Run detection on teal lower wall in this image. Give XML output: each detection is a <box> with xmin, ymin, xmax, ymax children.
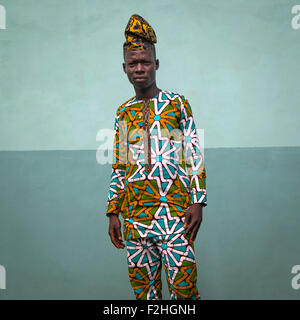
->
<box><xmin>0</xmin><ymin>147</ymin><xmax>299</xmax><ymax>300</ymax></box>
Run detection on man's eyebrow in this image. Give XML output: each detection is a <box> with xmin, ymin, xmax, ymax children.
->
<box><xmin>126</xmin><ymin>57</ymin><xmax>152</xmax><ymax>63</ymax></box>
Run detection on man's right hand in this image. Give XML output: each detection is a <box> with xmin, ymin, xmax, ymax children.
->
<box><xmin>108</xmin><ymin>214</ymin><xmax>125</xmax><ymax>249</ymax></box>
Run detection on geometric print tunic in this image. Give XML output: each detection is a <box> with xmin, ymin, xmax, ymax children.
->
<box><xmin>105</xmin><ymin>90</ymin><xmax>207</xmax><ymax>240</ymax></box>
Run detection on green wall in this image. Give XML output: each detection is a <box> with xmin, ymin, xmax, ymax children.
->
<box><xmin>0</xmin><ymin>148</ymin><xmax>299</xmax><ymax>299</ymax></box>
<box><xmin>0</xmin><ymin>0</ymin><xmax>299</xmax><ymax>299</ymax></box>
<box><xmin>0</xmin><ymin>0</ymin><xmax>299</xmax><ymax>150</ymax></box>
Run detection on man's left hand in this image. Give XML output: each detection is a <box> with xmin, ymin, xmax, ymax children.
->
<box><xmin>183</xmin><ymin>203</ymin><xmax>203</xmax><ymax>243</ymax></box>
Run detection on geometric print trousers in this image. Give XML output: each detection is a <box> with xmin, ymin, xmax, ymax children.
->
<box><xmin>126</xmin><ymin>233</ymin><xmax>200</xmax><ymax>300</ymax></box>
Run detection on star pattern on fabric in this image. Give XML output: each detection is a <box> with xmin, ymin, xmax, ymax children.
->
<box><xmin>106</xmin><ymin>90</ymin><xmax>207</xmax><ymax>240</ymax></box>
<box><xmin>127</xmin><ymin>234</ymin><xmax>200</xmax><ymax>300</ymax></box>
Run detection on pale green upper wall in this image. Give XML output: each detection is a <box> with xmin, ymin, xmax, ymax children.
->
<box><xmin>0</xmin><ymin>0</ymin><xmax>299</xmax><ymax>150</ymax></box>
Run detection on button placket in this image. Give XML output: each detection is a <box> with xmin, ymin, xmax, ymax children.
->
<box><xmin>142</xmin><ymin>99</ymin><xmax>152</xmax><ymax>174</ymax></box>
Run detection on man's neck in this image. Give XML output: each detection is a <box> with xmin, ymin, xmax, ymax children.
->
<box><xmin>134</xmin><ymin>85</ymin><xmax>160</xmax><ymax>100</ymax></box>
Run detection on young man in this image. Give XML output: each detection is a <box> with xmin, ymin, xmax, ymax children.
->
<box><xmin>105</xmin><ymin>14</ymin><xmax>207</xmax><ymax>300</ymax></box>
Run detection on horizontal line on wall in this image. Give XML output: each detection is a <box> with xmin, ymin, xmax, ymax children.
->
<box><xmin>0</xmin><ymin>146</ymin><xmax>300</xmax><ymax>152</ymax></box>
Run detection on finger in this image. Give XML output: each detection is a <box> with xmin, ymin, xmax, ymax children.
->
<box><xmin>115</xmin><ymin>240</ymin><xmax>125</xmax><ymax>249</ymax></box>
<box><xmin>116</xmin><ymin>228</ymin><xmax>125</xmax><ymax>249</ymax></box>
<box><xmin>118</xmin><ymin>242</ymin><xmax>125</xmax><ymax>249</ymax></box>
<box><xmin>117</xmin><ymin>226</ymin><xmax>123</xmax><ymax>242</ymax></box>
<box><xmin>117</xmin><ymin>234</ymin><xmax>125</xmax><ymax>248</ymax></box>
<box><xmin>115</xmin><ymin>225</ymin><xmax>125</xmax><ymax>249</ymax></box>
<box><xmin>184</xmin><ymin>221</ymin><xmax>194</xmax><ymax>234</ymax></box>
<box><xmin>110</xmin><ymin>229</ymin><xmax>122</xmax><ymax>249</ymax></box>
<box><xmin>183</xmin><ymin>225</ymin><xmax>190</xmax><ymax>237</ymax></box>
<box><xmin>184</xmin><ymin>218</ymin><xmax>199</xmax><ymax>237</ymax></box>
<box><xmin>108</xmin><ymin>224</ymin><xmax>117</xmax><ymax>246</ymax></box>
<box><xmin>184</xmin><ymin>219</ymin><xmax>195</xmax><ymax>237</ymax></box>
<box><xmin>183</xmin><ymin>212</ymin><xmax>192</xmax><ymax>228</ymax></box>
<box><xmin>190</xmin><ymin>223</ymin><xmax>200</xmax><ymax>242</ymax></box>
<box><xmin>111</xmin><ymin>234</ymin><xmax>119</xmax><ymax>248</ymax></box>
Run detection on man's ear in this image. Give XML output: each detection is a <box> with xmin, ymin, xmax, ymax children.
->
<box><xmin>155</xmin><ymin>59</ymin><xmax>159</xmax><ymax>70</ymax></box>
<box><xmin>122</xmin><ymin>62</ymin><xmax>126</xmax><ymax>74</ymax></box>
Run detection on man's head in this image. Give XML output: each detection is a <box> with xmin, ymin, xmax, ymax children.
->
<box><xmin>122</xmin><ymin>14</ymin><xmax>159</xmax><ymax>90</ymax></box>
<box><xmin>123</xmin><ymin>45</ymin><xmax>159</xmax><ymax>90</ymax></box>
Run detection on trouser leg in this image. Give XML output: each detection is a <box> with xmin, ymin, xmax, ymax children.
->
<box><xmin>158</xmin><ymin>233</ymin><xmax>201</xmax><ymax>300</ymax></box>
<box><xmin>126</xmin><ymin>237</ymin><xmax>162</xmax><ymax>300</ymax></box>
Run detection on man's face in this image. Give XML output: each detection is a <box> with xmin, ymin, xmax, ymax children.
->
<box><xmin>123</xmin><ymin>48</ymin><xmax>159</xmax><ymax>90</ymax></box>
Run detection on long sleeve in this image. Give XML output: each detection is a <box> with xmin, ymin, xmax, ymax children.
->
<box><xmin>105</xmin><ymin>111</ymin><xmax>126</xmax><ymax>217</ymax></box>
<box><xmin>179</xmin><ymin>96</ymin><xmax>207</xmax><ymax>207</ymax></box>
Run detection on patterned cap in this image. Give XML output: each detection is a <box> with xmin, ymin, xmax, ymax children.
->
<box><xmin>124</xmin><ymin>14</ymin><xmax>157</xmax><ymax>51</ymax></box>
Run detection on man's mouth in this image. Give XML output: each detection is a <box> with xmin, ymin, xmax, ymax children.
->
<box><xmin>134</xmin><ymin>77</ymin><xmax>147</xmax><ymax>82</ymax></box>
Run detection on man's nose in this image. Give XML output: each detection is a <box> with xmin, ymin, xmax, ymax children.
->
<box><xmin>136</xmin><ymin>63</ymin><xmax>144</xmax><ymax>73</ymax></box>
